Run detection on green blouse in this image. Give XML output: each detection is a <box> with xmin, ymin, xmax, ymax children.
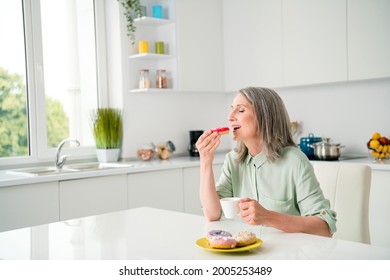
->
<box><xmin>216</xmin><ymin>146</ymin><xmax>337</xmax><ymax>234</ymax></box>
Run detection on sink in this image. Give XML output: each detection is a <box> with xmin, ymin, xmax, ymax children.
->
<box><xmin>7</xmin><ymin>162</ymin><xmax>133</xmax><ymax>177</ymax></box>
<box><xmin>7</xmin><ymin>167</ymin><xmax>79</xmax><ymax>177</ymax></box>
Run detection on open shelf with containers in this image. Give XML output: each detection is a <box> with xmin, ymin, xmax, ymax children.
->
<box><xmin>128</xmin><ymin>1</ymin><xmax>177</xmax><ymax>93</ymax></box>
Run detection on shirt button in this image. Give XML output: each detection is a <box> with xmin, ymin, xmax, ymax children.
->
<box><xmin>321</xmin><ymin>210</ymin><xmax>326</xmax><ymax>215</ymax></box>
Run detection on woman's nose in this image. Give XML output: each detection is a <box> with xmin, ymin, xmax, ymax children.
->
<box><xmin>228</xmin><ymin>111</ymin><xmax>235</xmax><ymax>121</ymax></box>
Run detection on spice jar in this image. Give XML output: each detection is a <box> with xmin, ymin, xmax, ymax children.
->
<box><xmin>137</xmin><ymin>143</ymin><xmax>155</xmax><ymax>161</ymax></box>
<box><xmin>138</xmin><ymin>40</ymin><xmax>149</xmax><ymax>54</ymax></box>
<box><xmin>155</xmin><ymin>41</ymin><xmax>165</xmax><ymax>54</ymax></box>
<box><xmin>156</xmin><ymin>140</ymin><xmax>176</xmax><ymax>160</ymax></box>
<box><xmin>139</xmin><ymin>69</ymin><xmax>150</xmax><ymax>89</ymax></box>
<box><xmin>156</xmin><ymin>69</ymin><xmax>168</xmax><ymax>89</ymax></box>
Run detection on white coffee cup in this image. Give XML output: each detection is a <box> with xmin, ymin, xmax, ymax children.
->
<box><xmin>220</xmin><ymin>197</ymin><xmax>241</xmax><ymax>219</ymax></box>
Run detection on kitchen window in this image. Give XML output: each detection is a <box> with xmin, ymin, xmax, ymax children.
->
<box><xmin>0</xmin><ymin>0</ymin><xmax>29</xmax><ymax>158</ymax></box>
<box><xmin>0</xmin><ymin>0</ymin><xmax>107</xmax><ymax>166</ymax></box>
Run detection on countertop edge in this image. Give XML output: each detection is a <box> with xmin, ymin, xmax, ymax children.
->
<box><xmin>311</xmin><ymin>158</ymin><xmax>390</xmax><ymax>171</ymax></box>
<box><xmin>1</xmin><ymin>153</ymin><xmax>389</xmax><ymax>188</ymax></box>
<box><xmin>0</xmin><ymin>153</ymin><xmax>228</xmax><ymax>188</ymax></box>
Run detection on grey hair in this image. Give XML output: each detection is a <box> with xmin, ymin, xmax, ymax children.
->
<box><xmin>234</xmin><ymin>87</ymin><xmax>296</xmax><ymax>163</ymax></box>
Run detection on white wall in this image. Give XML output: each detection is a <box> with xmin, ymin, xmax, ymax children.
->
<box><xmin>276</xmin><ymin>77</ymin><xmax>390</xmax><ymax>155</ymax></box>
<box><xmin>121</xmin><ymin>77</ymin><xmax>390</xmax><ymax>159</ymax></box>
<box><xmin>121</xmin><ymin>92</ymin><xmax>231</xmax><ymax>158</ymax></box>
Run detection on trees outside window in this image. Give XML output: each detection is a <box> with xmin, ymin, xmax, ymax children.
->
<box><xmin>0</xmin><ymin>67</ymin><xmax>69</xmax><ymax>157</ymax></box>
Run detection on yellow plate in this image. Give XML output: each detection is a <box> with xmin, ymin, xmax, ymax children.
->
<box><xmin>195</xmin><ymin>238</ymin><xmax>263</xmax><ymax>253</ymax></box>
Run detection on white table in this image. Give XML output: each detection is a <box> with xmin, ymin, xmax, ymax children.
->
<box><xmin>0</xmin><ymin>207</ymin><xmax>389</xmax><ymax>260</ymax></box>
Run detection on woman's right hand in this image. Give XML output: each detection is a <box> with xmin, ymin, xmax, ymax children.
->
<box><xmin>195</xmin><ymin>130</ymin><xmax>221</xmax><ymax>163</ymax></box>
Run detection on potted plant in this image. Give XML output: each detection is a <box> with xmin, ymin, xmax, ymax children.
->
<box><xmin>117</xmin><ymin>0</ymin><xmax>143</xmax><ymax>45</ymax></box>
<box><xmin>91</xmin><ymin>108</ymin><xmax>123</xmax><ymax>162</ymax></box>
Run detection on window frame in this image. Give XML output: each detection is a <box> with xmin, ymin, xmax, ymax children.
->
<box><xmin>0</xmin><ymin>0</ymin><xmax>108</xmax><ymax>168</ymax></box>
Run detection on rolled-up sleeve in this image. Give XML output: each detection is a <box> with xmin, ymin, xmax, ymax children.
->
<box><xmin>318</xmin><ymin>209</ymin><xmax>337</xmax><ymax>234</ymax></box>
<box><xmin>296</xmin><ymin>160</ymin><xmax>337</xmax><ymax>234</ymax></box>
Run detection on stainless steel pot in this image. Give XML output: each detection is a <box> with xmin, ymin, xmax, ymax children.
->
<box><xmin>311</xmin><ymin>139</ymin><xmax>345</xmax><ymax>161</ymax></box>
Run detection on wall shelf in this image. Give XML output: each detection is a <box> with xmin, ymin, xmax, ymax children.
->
<box><xmin>129</xmin><ymin>89</ymin><xmax>228</xmax><ymax>94</ymax></box>
<box><xmin>127</xmin><ymin>1</ymin><xmax>177</xmax><ymax>92</ymax></box>
<box><xmin>128</xmin><ymin>53</ymin><xmax>174</xmax><ymax>60</ymax></box>
<box><xmin>134</xmin><ymin>17</ymin><xmax>174</xmax><ymax>27</ymax></box>
<box><xmin>129</xmin><ymin>88</ymin><xmax>176</xmax><ymax>93</ymax></box>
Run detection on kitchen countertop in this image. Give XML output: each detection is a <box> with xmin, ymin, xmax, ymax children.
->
<box><xmin>311</xmin><ymin>157</ymin><xmax>390</xmax><ymax>171</ymax></box>
<box><xmin>0</xmin><ymin>152</ymin><xmax>228</xmax><ymax>188</ymax></box>
<box><xmin>0</xmin><ymin>207</ymin><xmax>389</xmax><ymax>260</ymax></box>
<box><xmin>0</xmin><ymin>151</ymin><xmax>389</xmax><ymax>188</ymax></box>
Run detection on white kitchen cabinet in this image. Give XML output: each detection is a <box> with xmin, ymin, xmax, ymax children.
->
<box><xmin>183</xmin><ymin>164</ymin><xmax>223</xmax><ymax>215</ymax></box>
<box><xmin>176</xmin><ymin>0</ymin><xmax>224</xmax><ymax>91</ymax></box>
<box><xmin>223</xmin><ymin>0</ymin><xmax>347</xmax><ymax>89</ymax></box>
<box><xmin>0</xmin><ymin>182</ymin><xmax>59</xmax><ymax>232</ymax></box>
<box><xmin>59</xmin><ymin>175</ymin><xmax>127</xmax><ymax>221</ymax></box>
<box><xmin>127</xmin><ymin>169</ymin><xmax>183</xmax><ymax>211</ymax></box>
<box><xmin>223</xmin><ymin>0</ymin><xmax>283</xmax><ymax>91</ymax></box>
<box><xmin>347</xmin><ymin>0</ymin><xmax>390</xmax><ymax>80</ymax></box>
<box><xmin>369</xmin><ymin>170</ymin><xmax>390</xmax><ymax>248</ymax></box>
<box><xmin>282</xmin><ymin>0</ymin><xmax>347</xmax><ymax>86</ymax></box>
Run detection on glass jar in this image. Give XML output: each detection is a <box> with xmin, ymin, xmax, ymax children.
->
<box><xmin>137</xmin><ymin>143</ymin><xmax>155</xmax><ymax>161</ymax></box>
<box><xmin>156</xmin><ymin>69</ymin><xmax>168</xmax><ymax>89</ymax></box>
<box><xmin>139</xmin><ymin>69</ymin><xmax>150</xmax><ymax>89</ymax></box>
<box><xmin>156</xmin><ymin>140</ymin><xmax>175</xmax><ymax>160</ymax></box>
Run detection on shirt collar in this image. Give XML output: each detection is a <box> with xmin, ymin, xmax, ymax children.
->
<box><xmin>245</xmin><ymin>151</ymin><xmax>268</xmax><ymax>168</ymax></box>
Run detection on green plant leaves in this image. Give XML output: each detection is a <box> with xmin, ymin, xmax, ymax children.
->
<box><xmin>91</xmin><ymin>108</ymin><xmax>123</xmax><ymax>149</ymax></box>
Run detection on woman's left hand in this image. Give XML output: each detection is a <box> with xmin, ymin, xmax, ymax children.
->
<box><xmin>239</xmin><ymin>198</ymin><xmax>270</xmax><ymax>225</ymax></box>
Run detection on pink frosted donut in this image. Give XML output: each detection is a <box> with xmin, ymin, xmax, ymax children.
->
<box><xmin>207</xmin><ymin>230</ymin><xmax>237</xmax><ymax>249</ymax></box>
<box><xmin>211</xmin><ymin>127</ymin><xmax>230</xmax><ymax>135</ymax></box>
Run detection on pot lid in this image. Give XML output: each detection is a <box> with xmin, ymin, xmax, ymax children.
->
<box><xmin>300</xmin><ymin>133</ymin><xmax>322</xmax><ymax>142</ymax></box>
<box><xmin>312</xmin><ymin>141</ymin><xmax>342</xmax><ymax>147</ymax></box>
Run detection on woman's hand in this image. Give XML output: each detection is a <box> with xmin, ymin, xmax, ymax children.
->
<box><xmin>195</xmin><ymin>130</ymin><xmax>221</xmax><ymax>163</ymax></box>
<box><xmin>239</xmin><ymin>198</ymin><xmax>270</xmax><ymax>225</ymax></box>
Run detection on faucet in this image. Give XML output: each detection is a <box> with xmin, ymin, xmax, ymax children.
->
<box><xmin>55</xmin><ymin>138</ymin><xmax>80</xmax><ymax>169</ymax></box>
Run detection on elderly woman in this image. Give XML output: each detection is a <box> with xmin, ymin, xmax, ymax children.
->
<box><xmin>196</xmin><ymin>87</ymin><xmax>336</xmax><ymax>237</ymax></box>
